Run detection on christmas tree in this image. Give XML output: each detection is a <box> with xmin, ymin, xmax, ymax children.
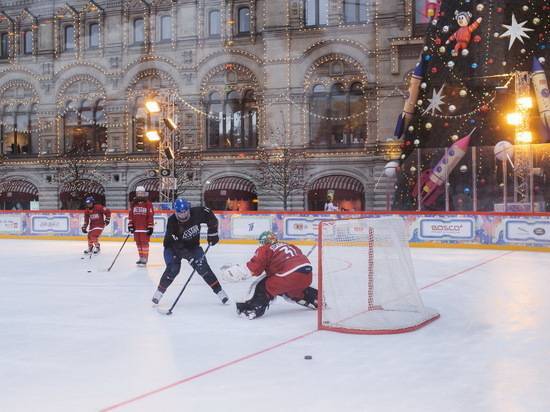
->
<box><xmin>392</xmin><ymin>0</ymin><xmax>549</xmax><ymax>211</ymax></box>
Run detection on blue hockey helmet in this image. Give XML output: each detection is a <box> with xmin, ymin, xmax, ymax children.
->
<box><xmin>84</xmin><ymin>196</ymin><xmax>95</xmax><ymax>205</ymax></box>
<box><xmin>173</xmin><ymin>198</ymin><xmax>190</xmax><ymax>212</ymax></box>
<box><xmin>173</xmin><ymin>198</ymin><xmax>191</xmax><ymax>222</ymax></box>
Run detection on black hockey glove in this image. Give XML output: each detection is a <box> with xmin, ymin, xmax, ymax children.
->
<box><xmin>128</xmin><ymin>224</ymin><xmax>135</xmax><ymax>233</ymax></box>
<box><xmin>81</xmin><ymin>226</ymin><xmax>87</xmax><ymax>234</ymax></box>
<box><xmin>207</xmin><ymin>232</ymin><xmax>219</xmax><ymax>246</ymax></box>
<box><xmin>147</xmin><ymin>227</ymin><xmax>154</xmax><ymax>236</ymax></box>
<box><xmin>105</xmin><ymin>217</ymin><xmax>110</xmax><ymax>226</ymax></box>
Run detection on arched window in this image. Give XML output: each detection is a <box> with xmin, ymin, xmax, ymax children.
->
<box><xmin>207</xmin><ymin>92</ymin><xmax>222</xmax><ymax>148</ymax></box>
<box><xmin>64</xmin><ymin>25</ymin><xmax>75</xmax><ymax>50</ymax></box>
<box><xmin>209</xmin><ymin>10</ymin><xmax>220</xmax><ymax>36</ymax></box>
<box><xmin>1</xmin><ymin>105</ymin><xmax>31</xmax><ymax>155</ymax></box>
<box><xmin>348</xmin><ymin>83</ymin><xmax>366</xmax><ymax>144</ymax></box>
<box><xmin>309</xmin><ymin>84</ymin><xmax>329</xmax><ymax>146</ymax></box>
<box><xmin>206</xmin><ymin>90</ymin><xmax>258</xmax><ymax>150</ymax></box>
<box><xmin>23</xmin><ymin>30</ymin><xmax>33</xmax><ymax>54</ymax></box>
<box><xmin>238</xmin><ymin>7</ymin><xmax>250</xmax><ymax>34</ymax></box>
<box><xmin>0</xmin><ymin>33</ymin><xmax>8</xmax><ymax>58</ymax></box>
<box><xmin>160</xmin><ymin>15</ymin><xmax>171</xmax><ymax>41</ymax></box>
<box><xmin>305</xmin><ymin>0</ymin><xmax>328</xmax><ymax>27</ymax></box>
<box><xmin>243</xmin><ymin>90</ymin><xmax>257</xmax><ymax>148</ymax></box>
<box><xmin>133</xmin><ymin>18</ymin><xmax>144</xmax><ymax>43</ymax></box>
<box><xmin>63</xmin><ymin>99</ymin><xmax>106</xmax><ymax>154</ymax></box>
<box><xmin>309</xmin><ymin>82</ymin><xmax>366</xmax><ymax>147</ymax></box>
<box><xmin>89</xmin><ymin>23</ymin><xmax>99</xmax><ymax>48</ymax></box>
<box><xmin>330</xmin><ymin>84</ymin><xmax>346</xmax><ymax>145</ymax></box>
<box><xmin>0</xmin><ymin>84</ymin><xmax>38</xmax><ymax>157</ymax></box>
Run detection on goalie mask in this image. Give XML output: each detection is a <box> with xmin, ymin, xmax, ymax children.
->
<box><xmin>258</xmin><ymin>231</ymin><xmax>277</xmax><ymax>245</ymax></box>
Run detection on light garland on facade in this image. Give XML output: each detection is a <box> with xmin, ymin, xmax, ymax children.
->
<box><xmin>0</xmin><ymin>0</ymin><xmax>470</xmax><ymax>165</ymax></box>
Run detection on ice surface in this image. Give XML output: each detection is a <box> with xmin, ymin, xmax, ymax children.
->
<box><xmin>1</xmin><ymin>239</ymin><xmax>549</xmax><ymax>412</ymax></box>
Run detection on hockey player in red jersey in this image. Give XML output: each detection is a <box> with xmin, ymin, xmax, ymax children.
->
<box><xmin>128</xmin><ymin>186</ymin><xmax>155</xmax><ymax>266</ymax></box>
<box><xmin>222</xmin><ymin>231</ymin><xmax>318</xmax><ymax>319</ymax></box>
<box><xmin>81</xmin><ymin>196</ymin><xmax>111</xmax><ymax>254</ymax></box>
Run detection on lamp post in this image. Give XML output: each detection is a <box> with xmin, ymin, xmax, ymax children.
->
<box><xmin>145</xmin><ymin>95</ymin><xmax>177</xmax><ymax>205</ymax></box>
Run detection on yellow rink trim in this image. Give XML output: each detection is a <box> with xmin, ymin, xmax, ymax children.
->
<box><xmin>0</xmin><ymin>234</ymin><xmax>548</xmax><ymax>252</ymax></box>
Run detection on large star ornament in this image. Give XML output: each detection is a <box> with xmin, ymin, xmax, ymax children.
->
<box><xmin>500</xmin><ymin>13</ymin><xmax>534</xmax><ymax>50</ymax></box>
<box><xmin>422</xmin><ymin>84</ymin><xmax>446</xmax><ymax>116</ymax></box>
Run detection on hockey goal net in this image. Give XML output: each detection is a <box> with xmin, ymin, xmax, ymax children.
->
<box><xmin>318</xmin><ymin>216</ymin><xmax>439</xmax><ymax>334</ymax></box>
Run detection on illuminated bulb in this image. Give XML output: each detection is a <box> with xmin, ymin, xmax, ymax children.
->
<box><xmin>506</xmin><ymin>112</ymin><xmax>524</xmax><ymax>126</ymax></box>
<box><xmin>517</xmin><ymin>96</ymin><xmax>533</xmax><ymax>110</ymax></box>
<box><xmin>145</xmin><ymin>130</ymin><xmax>161</xmax><ymax>141</ymax></box>
<box><xmin>451</xmin><ymin>134</ymin><xmax>459</xmax><ymax>141</ymax></box>
<box><xmin>516</xmin><ymin>131</ymin><xmax>532</xmax><ymax>143</ymax></box>
<box><xmin>145</xmin><ymin>100</ymin><xmax>161</xmax><ymax>113</ymax></box>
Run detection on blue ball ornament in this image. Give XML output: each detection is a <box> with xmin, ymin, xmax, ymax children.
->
<box><xmin>464</xmin><ymin>187</ymin><xmax>471</xmax><ymax>195</ymax></box>
<box><xmin>469</xmin><ymin>118</ymin><xmax>476</xmax><ymax>125</ymax></box>
<box><xmin>424</xmin><ymin>54</ymin><xmax>432</xmax><ymax>61</ymax></box>
<box><xmin>471</xmin><ymin>63</ymin><xmax>478</xmax><ymax>69</ymax></box>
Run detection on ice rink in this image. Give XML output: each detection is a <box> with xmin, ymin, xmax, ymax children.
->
<box><xmin>1</xmin><ymin>238</ymin><xmax>550</xmax><ymax>412</ymax></box>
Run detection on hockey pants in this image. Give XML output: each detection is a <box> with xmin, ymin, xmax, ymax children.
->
<box><xmin>133</xmin><ymin>231</ymin><xmax>151</xmax><ymax>260</ymax></box>
<box><xmin>87</xmin><ymin>228</ymin><xmax>103</xmax><ymax>249</ymax></box>
<box><xmin>158</xmin><ymin>246</ymin><xmax>222</xmax><ymax>294</ymax></box>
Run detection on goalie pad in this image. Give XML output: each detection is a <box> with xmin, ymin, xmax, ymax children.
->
<box><xmin>220</xmin><ymin>264</ymin><xmax>251</xmax><ymax>282</ymax></box>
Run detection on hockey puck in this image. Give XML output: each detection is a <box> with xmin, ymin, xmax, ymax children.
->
<box><xmin>304</xmin><ymin>355</ymin><xmax>312</xmax><ymax>360</ymax></box>
<box><xmin>87</xmin><ymin>270</ymin><xmax>92</xmax><ymax>273</ymax></box>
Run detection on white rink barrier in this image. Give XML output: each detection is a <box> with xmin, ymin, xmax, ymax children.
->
<box><xmin>0</xmin><ymin>210</ymin><xmax>549</xmax><ymax>250</ymax></box>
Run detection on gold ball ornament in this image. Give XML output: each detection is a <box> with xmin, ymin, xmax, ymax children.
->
<box><xmin>476</xmin><ymin>4</ymin><xmax>485</xmax><ymax>12</ymax></box>
<box><xmin>451</xmin><ymin>134</ymin><xmax>459</xmax><ymax>141</ymax></box>
<box><xmin>459</xmin><ymin>89</ymin><xmax>467</xmax><ymax>97</ymax></box>
<box><xmin>533</xmin><ymin>17</ymin><xmax>540</xmax><ymax>25</ymax></box>
<box><xmin>449</xmin><ymin>105</ymin><xmax>456</xmax><ymax>113</ymax></box>
<box><xmin>413</xmin><ymin>139</ymin><xmax>420</xmax><ymax>146</ymax></box>
<box><xmin>410</xmin><ymin>166</ymin><xmax>417</xmax><ymax>173</ymax></box>
<box><xmin>408</xmin><ymin>125</ymin><xmax>415</xmax><ymax>132</ymax></box>
<box><xmin>425</xmin><ymin>122</ymin><xmax>432</xmax><ymax>130</ymax></box>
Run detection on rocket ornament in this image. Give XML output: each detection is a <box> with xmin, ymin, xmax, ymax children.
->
<box><xmin>532</xmin><ymin>57</ymin><xmax>550</xmax><ymax>132</ymax></box>
<box><xmin>393</xmin><ymin>58</ymin><xmax>426</xmax><ymax>139</ymax></box>
<box><xmin>412</xmin><ymin>129</ymin><xmax>475</xmax><ymax>207</ymax></box>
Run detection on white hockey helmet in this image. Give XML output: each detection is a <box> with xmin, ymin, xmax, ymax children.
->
<box><xmin>136</xmin><ymin>185</ymin><xmax>148</xmax><ymax>197</ymax></box>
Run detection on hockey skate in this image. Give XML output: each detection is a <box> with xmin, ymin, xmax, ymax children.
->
<box><xmin>152</xmin><ymin>290</ymin><xmax>163</xmax><ymax>305</ymax></box>
<box><xmin>217</xmin><ymin>290</ymin><xmax>229</xmax><ymax>304</ymax></box>
<box><xmin>93</xmin><ymin>245</ymin><xmax>101</xmax><ymax>255</ymax></box>
<box><xmin>136</xmin><ymin>257</ymin><xmax>147</xmax><ymax>267</ymax></box>
<box><xmin>83</xmin><ymin>246</ymin><xmax>93</xmax><ymax>254</ymax></box>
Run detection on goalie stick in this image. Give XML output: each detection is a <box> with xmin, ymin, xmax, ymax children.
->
<box><xmin>160</xmin><ymin>245</ymin><xmax>211</xmax><ymax>316</ymax></box>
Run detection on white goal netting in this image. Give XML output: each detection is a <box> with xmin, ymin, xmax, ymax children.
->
<box><xmin>319</xmin><ymin>216</ymin><xmax>439</xmax><ymax>334</ymax></box>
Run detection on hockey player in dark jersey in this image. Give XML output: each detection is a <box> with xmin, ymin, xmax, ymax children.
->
<box><xmin>151</xmin><ymin>198</ymin><xmax>229</xmax><ymax>305</ymax></box>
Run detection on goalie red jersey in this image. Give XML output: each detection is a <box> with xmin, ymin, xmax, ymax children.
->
<box><xmin>246</xmin><ymin>242</ymin><xmax>311</xmax><ymax>278</ymax></box>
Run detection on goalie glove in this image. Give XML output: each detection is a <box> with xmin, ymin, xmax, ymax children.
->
<box><xmin>220</xmin><ymin>264</ymin><xmax>252</xmax><ymax>282</ymax></box>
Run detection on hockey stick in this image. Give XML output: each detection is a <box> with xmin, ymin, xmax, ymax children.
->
<box><xmin>164</xmin><ymin>245</ymin><xmax>211</xmax><ymax>316</ymax></box>
<box><xmin>107</xmin><ymin>234</ymin><xmax>131</xmax><ymax>272</ymax></box>
<box><xmin>244</xmin><ymin>242</ymin><xmax>317</xmax><ymax>300</ymax></box>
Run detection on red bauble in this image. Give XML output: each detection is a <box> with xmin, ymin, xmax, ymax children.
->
<box><xmin>435</xmin><ymin>38</ymin><xmax>442</xmax><ymax>45</ymax></box>
<box><xmin>480</xmin><ymin>105</ymin><xmax>489</xmax><ymax>113</ymax></box>
<box><xmin>487</xmin><ymin>58</ymin><xmax>494</xmax><ymax>64</ymax></box>
<box><xmin>431</xmin><ymin>67</ymin><xmax>438</xmax><ymax>74</ymax></box>
<box><xmin>496</xmin><ymin>7</ymin><xmax>503</xmax><ymax>12</ymax></box>
<box><xmin>473</xmin><ymin>35</ymin><xmax>481</xmax><ymax>43</ymax></box>
<box><xmin>444</xmin><ymin>122</ymin><xmax>449</xmax><ymax>127</ymax></box>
